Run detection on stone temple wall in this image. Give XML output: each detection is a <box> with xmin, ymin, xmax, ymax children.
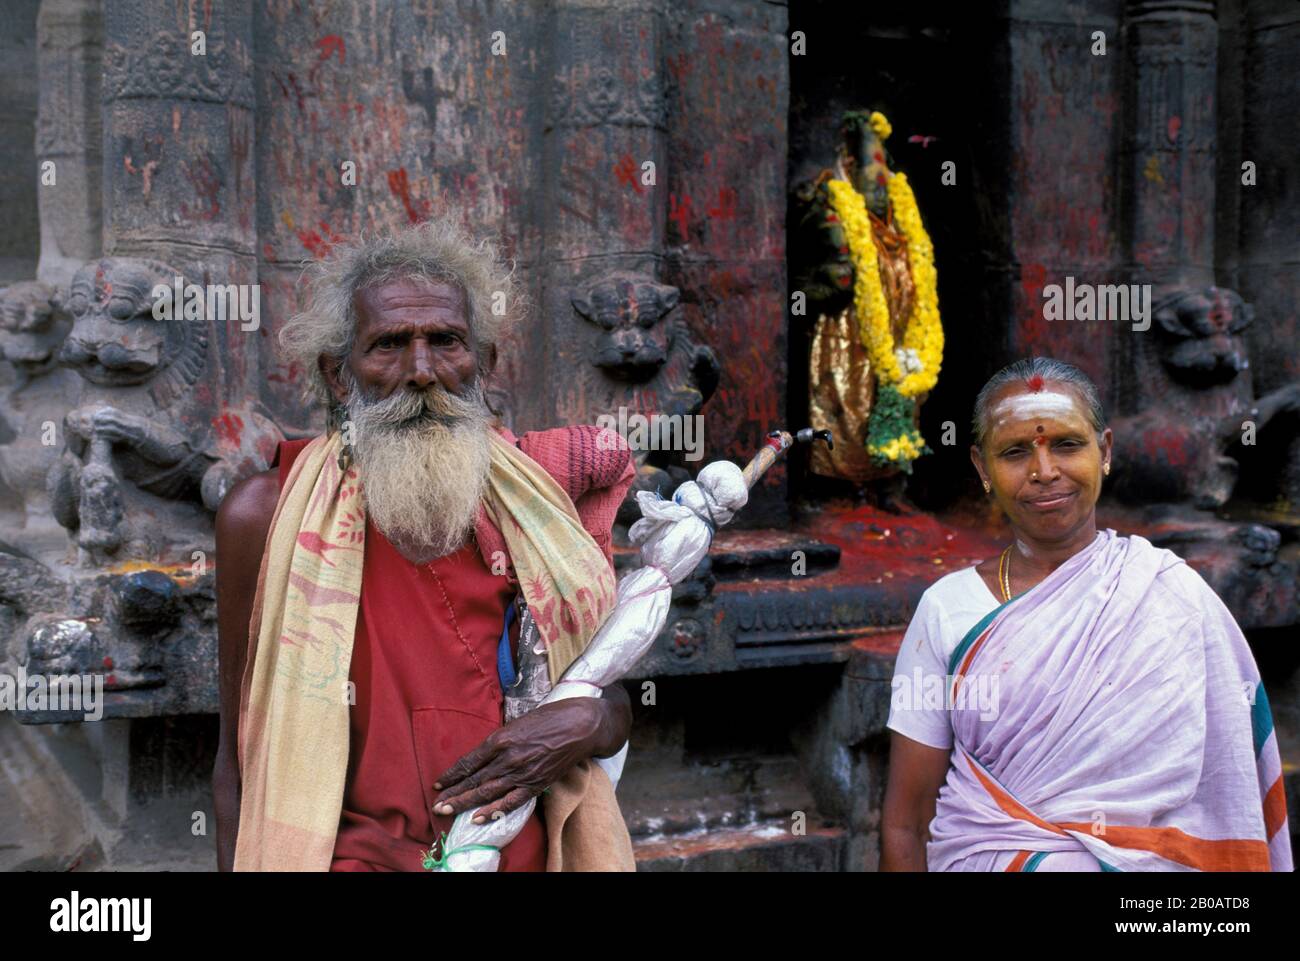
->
<box><xmin>1</xmin><ymin>0</ymin><xmax>1297</xmax><ymax>870</ymax></box>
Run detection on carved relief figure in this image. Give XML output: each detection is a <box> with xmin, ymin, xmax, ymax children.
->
<box><xmin>1111</xmin><ymin>286</ymin><xmax>1300</xmax><ymax>509</ymax></box>
<box><xmin>48</xmin><ymin>257</ymin><xmax>280</xmax><ymax>560</ymax></box>
<box><xmin>572</xmin><ymin>271</ymin><xmax>719</xmax><ymax>519</ymax></box>
<box><xmin>0</xmin><ymin>281</ymin><xmax>77</xmax><ymax>552</ymax></box>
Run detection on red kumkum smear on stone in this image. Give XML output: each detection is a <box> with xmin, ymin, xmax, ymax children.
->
<box><xmin>1027</xmin><ymin>374</ymin><xmax>1044</xmax><ymax>392</ymax></box>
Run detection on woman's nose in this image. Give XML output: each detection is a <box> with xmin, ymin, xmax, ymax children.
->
<box><xmin>1031</xmin><ymin>444</ymin><xmax>1059</xmax><ymax>479</ymax></box>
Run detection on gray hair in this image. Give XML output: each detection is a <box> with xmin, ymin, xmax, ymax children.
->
<box><xmin>971</xmin><ymin>356</ymin><xmax>1106</xmax><ymax>449</ymax></box>
<box><xmin>278</xmin><ymin>217</ymin><xmax>522</xmax><ymax>408</ymax></box>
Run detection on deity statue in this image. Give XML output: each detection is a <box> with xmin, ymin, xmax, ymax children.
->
<box><xmin>791</xmin><ymin>110</ymin><xmax>943</xmax><ymax>488</ymax></box>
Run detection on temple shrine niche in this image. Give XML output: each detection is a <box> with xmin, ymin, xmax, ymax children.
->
<box><xmin>0</xmin><ymin>0</ymin><xmax>1297</xmax><ymax>871</ymax></box>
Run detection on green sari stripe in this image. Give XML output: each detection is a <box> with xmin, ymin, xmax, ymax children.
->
<box><xmin>1023</xmin><ymin>851</ymin><xmax>1048</xmax><ymax>872</ymax></box>
<box><xmin>946</xmin><ymin>596</ymin><xmax>1013</xmax><ymax>677</ymax></box>
<box><xmin>1251</xmin><ymin>681</ymin><xmax>1273</xmax><ymax>759</ymax></box>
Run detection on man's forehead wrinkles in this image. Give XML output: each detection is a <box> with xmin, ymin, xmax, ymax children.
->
<box><xmin>371</xmin><ymin>281</ymin><xmax>465</xmax><ymax>305</ymax></box>
<box><xmin>375</xmin><ymin>293</ymin><xmax>464</xmax><ymax>309</ymax></box>
<box><xmin>362</xmin><ymin>315</ymin><xmax>468</xmax><ymax>338</ymax></box>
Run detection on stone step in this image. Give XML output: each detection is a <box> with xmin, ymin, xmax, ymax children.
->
<box><xmin>633</xmin><ymin>822</ymin><xmax>844</xmax><ymax>872</ymax></box>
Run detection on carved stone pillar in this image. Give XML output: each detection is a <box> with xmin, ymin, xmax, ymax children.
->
<box><xmin>1113</xmin><ymin>0</ymin><xmax>1253</xmax><ymax>507</ymax></box>
<box><xmin>538</xmin><ymin>0</ymin><xmax>671</xmax><ymax>437</ymax></box>
<box><xmin>1239</xmin><ymin>0</ymin><xmax>1300</xmax><ymax>504</ymax></box>
<box><xmin>1120</xmin><ymin>0</ymin><xmax>1219</xmax><ymax>295</ymax></box>
<box><xmin>35</xmin><ymin>0</ymin><xmax>103</xmax><ymax>289</ymax></box>
<box><xmin>537</xmin><ymin>2</ymin><xmax>721</xmax><ymax>513</ymax></box>
<box><xmin>16</xmin><ymin>0</ymin><xmax>279</xmax><ymax>726</ymax></box>
<box><xmin>101</xmin><ymin>0</ymin><xmax>259</xmax><ymax>410</ymax></box>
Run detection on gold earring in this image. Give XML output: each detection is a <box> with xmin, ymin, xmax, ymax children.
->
<box><xmin>1031</xmin><ymin>471</ymin><xmax>1038</xmax><ymax>480</ymax></box>
<box><xmin>1103</xmin><ymin>462</ymin><xmax>1110</xmax><ymax>476</ymax></box>
<box><xmin>982</xmin><ymin>481</ymin><xmax>991</xmax><ymax>493</ymax></box>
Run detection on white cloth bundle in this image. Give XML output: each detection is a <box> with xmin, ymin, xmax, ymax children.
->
<box><xmin>432</xmin><ymin>461</ymin><xmax>748</xmax><ymax>871</ymax></box>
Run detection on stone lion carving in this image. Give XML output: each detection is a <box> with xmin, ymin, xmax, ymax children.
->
<box><xmin>48</xmin><ymin>257</ymin><xmax>281</xmax><ymax>560</ymax></box>
<box><xmin>572</xmin><ymin>271</ymin><xmax>720</xmax><ymax>526</ymax></box>
<box><xmin>1111</xmin><ymin>285</ymin><xmax>1300</xmax><ymax>509</ymax></box>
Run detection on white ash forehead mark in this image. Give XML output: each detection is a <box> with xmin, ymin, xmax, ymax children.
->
<box><xmin>991</xmin><ymin>391</ymin><xmax>1079</xmax><ymax>427</ymax></box>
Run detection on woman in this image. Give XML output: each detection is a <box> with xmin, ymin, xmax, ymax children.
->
<box><xmin>880</xmin><ymin>357</ymin><xmax>1292</xmax><ymax>872</ymax></box>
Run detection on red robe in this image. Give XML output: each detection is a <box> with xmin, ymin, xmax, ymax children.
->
<box><xmin>271</xmin><ymin>425</ymin><xmax>632</xmax><ymax>872</ymax></box>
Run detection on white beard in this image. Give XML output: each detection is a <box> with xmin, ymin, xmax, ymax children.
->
<box><xmin>345</xmin><ymin>379</ymin><xmax>493</xmax><ymax>560</ymax></box>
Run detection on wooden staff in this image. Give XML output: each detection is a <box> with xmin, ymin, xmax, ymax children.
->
<box><xmin>740</xmin><ymin>428</ymin><xmax>833</xmax><ymax>489</ymax></box>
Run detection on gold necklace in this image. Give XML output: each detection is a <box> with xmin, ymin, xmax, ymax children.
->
<box><xmin>998</xmin><ymin>545</ymin><xmax>1013</xmax><ymax>602</ymax></box>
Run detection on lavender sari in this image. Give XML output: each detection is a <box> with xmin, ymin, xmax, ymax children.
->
<box><xmin>928</xmin><ymin>529</ymin><xmax>1292</xmax><ymax>872</ymax></box>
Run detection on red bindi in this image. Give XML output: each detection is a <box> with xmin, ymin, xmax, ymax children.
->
<box><xmin>1034</xmin><ymin>435</ymin><xmax>1047</xmax><ymax>446</ymax></box>
<box><xmin>1027</xmin><ymin>374</ymin><xmax>1044</xmax><ymax>392</ymax></box>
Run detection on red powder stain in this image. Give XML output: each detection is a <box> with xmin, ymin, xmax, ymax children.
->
<box><xmin>1167</xmin><ymin>115</ymin><xmax>1181</xmax><ymax>142</ymax></box>
<box><xmin>670</xmin><ymin>193</ymin><xmax>691</xmax><ymax>240</ymax></box>
<box><xmin>1034</xmin><ymin>435</ymin><xmax>1047</xmax><ymax>446</ymax></box>
<box><xmin>106</xmin><ymin>674</ymin><xmax>118</xmax><ymax>686</ymax></box>
<box><xmin>102</xmin><ymin>656</ymin><xmax>114</xmax><ymax>669</ymax></box>
<box><xmin>298</xmin><ymin>229</ymin><xmax>329</xmax><ymax>258</ymax></box>
<box><xmin>316</xmin><ymin>34</ymin><xmax>345</xmax><ymax>64</ymax></box>
<box><xmin>317</xmin><ymin>220</ymin><xmax>342</xmax><ymax>246</ymax></box>
<box><xmin>1027</xmin><ymin>374</ymin><xmax>1044</xmax><ymax>392</ymax></box>
<box><xmin>613</xmin><ymin>154</ymin><xmax>644</xmax><ymax>195</ymax></box>
<box><xmin>266</xmin><ymin>360</ymin><xmax>303</xmax><ymax>385</ymax></box>
<box><xmin>706</xmin><ymin>186</ymin><xmax>737</xmax><ymax>220</ymax></box>
<box><xmin>1018</xmin><ymin>262</ymin><xmax>1051</xmax><ymax>349</ymax></box>
<box><xmin>387</xmin><ymin>167</ymin><xmax>431</xmax><ymax>224</ymax></box>
<box><xmin>212</xmin><ymin>412</ymin><xmax>245</xmax><ymax>447</ymax></box>
<box><xmin>181</xmin><ymin>156</ymin><xmax>221</xmax><ymax>221</ymax></box>
<box><xmin>1208</xmin><ymin>288</ymin><xmax>1230</xmax><ymax>329</ymax></box>
<box><xmin>1143</xmin><ymin>427</ymin><xmax>1190</xmax><ymax>468</ymax></box>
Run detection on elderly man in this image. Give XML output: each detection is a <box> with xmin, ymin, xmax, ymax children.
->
<box><xmin>212</xmin><ymin>219</ymin><xmax>635</xmax><ymax>872</ymax></box>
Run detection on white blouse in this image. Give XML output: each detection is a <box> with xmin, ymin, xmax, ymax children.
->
<box><xmin>885</xmin><ymin>566</ymin><xmax>1001</xmax><ymax>751</ymax></box>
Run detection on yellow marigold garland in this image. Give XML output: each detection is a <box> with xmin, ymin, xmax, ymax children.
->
<box><xmin>825</xmin><ymin>178</ymin><xmax>894</xmax><ymax>378</ymax></box>
<box><xmin>822</xmin><ymin>112</ymin><xmax>944</xmax><ymax>470</ymax></box>
<box><xmin>867</xmin><ymin>110</ymin><xmax>892</xmax><ymax>142</ymax></box>
<box><xmin>888</xmin><ymin>171</ymin><xmax>943</xmax><ymax>398</ymax></box>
